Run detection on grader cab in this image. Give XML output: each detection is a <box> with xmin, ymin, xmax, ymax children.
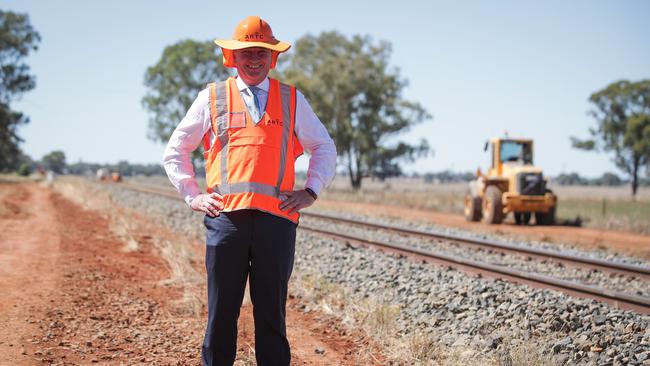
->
<box><xmin>464</xmin><ymin>138</ymin><xmax>557</xmax><ymax>225</ymax></box>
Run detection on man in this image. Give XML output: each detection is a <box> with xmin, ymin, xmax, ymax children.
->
<box><xmin>163</xmin><ymin>16</ymin><xmax>336</xmax><ymax>366</ymax></box>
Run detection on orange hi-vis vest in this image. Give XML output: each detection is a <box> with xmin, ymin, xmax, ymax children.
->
<box><xmin>202</xmin><ymin>77</ymin><xmax>304</xmax><ymax>223</ymax></box>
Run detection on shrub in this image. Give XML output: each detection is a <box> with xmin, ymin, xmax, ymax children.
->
<box><xmin>17</xmin><ymin>163</ymin><xmax>32</xmax><ymax>176</ymax></box>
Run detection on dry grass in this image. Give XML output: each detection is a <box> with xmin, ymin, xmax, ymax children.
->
<box><xmin>154</xmin><ymin>236</ymin><xmax>204</xmax><ymax>316</ymax></box>
<box><xmin>354</xmin><ymin>300</ymin><xmax>400</xmax><ymax>337</ymax></box>
<box><xmin>551</xmin><ymin>185</ymin><xmax>650</xmax><ymax>201</ymax></box>
<box><xmin>291</xmin><ymin>274</ymin><xmax>498</xmax><ymax>365</ymax></box>
<box><xmin>497</xmin><ymin>342</ymin><xmax>557</xmax><ymax>366</ymax></box>
<box><xmin>319</xmin><ymin>178</ymin><xmax>467</xmax><ymax>214</ymax></box>
<box><xmin>406</xmin><ymin>333</ymin><xmax>439</xmax><ymax>362</ymax></box>
<box><xmin>111</xmin><ymin>215</ymin><xmax>141</xmax><ymax>252</ymax></box>
<box><xmin>317</xmin><ymin>177</ymin><xmax>650</xmax><ymax>235</ymax></box>
<box><xmin>556</xmin><ymin>197</ymin><xmax>650</xmax><ymax>234</ymax></box>
<box><xmin>233</xmin><ymin>342</ymin><xmax>257</xmax><ymax>366</ymax></box>
<box><xmin>0</xmin><ymin>181</ymin><xmax>29</xmax><ymax>218</ymax></box>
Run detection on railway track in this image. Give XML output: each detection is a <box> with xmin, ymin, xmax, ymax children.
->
<box><xmin>302</xmin><ymin>211</ymin><xmax>650</xmax><ymax>278</ymax></box>
<box><xmin>116</xmin><ymin>181</ymin><xmax>650</xmax><ymax>313</ymax></box>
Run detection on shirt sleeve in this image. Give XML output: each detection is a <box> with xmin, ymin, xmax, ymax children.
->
<box><xmin>162</xmin><ymin>88</ymin><xmax>211</xmax><ymax>206</ymax></box>
<box><xmin>294</xmin><ymin>90</ymin><xmax>337</xmax><ymax>195</ymax></box>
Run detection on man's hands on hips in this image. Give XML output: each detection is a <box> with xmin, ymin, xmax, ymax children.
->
<box><xmin>190</xmin><ymin>193</ymin><xmax>224</xmax><ymax>217</ymax></box>
<box><xmin>279</xmin><ymin>189</ymin><xmax>315</xmax><ymax>214</ymax></box>
<box><xmin>191</xmin><ymin>190</ymin><xmax>314</xmax><ymax>216</ymax></box>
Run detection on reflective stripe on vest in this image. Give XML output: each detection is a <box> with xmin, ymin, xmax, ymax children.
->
<box><xmin>203</xmin><ymin>77</ymin><xmax>300</xmax><ymax>223</ymax></box>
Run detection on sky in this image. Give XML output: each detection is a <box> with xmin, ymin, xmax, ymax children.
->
<box><xmin>4</xmin><ymin>0</ymin><xmax>650</xmax><ymax>177</ymax></box>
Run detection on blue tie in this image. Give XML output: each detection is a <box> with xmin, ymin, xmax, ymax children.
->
<box><xmin>249</xmin><ymin>86</ymin><xmax>262</xmax><ymax>122</ymax></box>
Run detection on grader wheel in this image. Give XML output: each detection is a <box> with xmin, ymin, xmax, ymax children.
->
<box><xmin>464</xmin><ymin>195</ymin><xmax>482</xmax><ymax>222</ymax></box>
<box><xmin>482</xmin><ymin>186</ymin><xmax>504</xmax><ymax>224</ymax></box>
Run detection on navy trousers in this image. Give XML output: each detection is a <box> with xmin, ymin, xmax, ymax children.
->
<box><xmin>201</xmin><ymin>209</ymin><xmax>296</xmax><ymax>366</ymax></box>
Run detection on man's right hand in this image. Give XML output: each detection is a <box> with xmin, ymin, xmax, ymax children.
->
<box><xmin>190</xmin><ymin>193</ymin><xmax>224</xmax><ymax>217</ymax></box>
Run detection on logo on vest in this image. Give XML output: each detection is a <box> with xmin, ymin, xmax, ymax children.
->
<box><xmin>265</xmin><ymin>119</ymin><xmax>283</xmax><ymax>127</ymax></box>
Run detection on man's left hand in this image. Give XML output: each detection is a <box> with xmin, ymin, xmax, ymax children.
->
<box><xmin>279</xmin><ymin>189</ymin><xmax>316</xmax><ymax>214</ymax></box>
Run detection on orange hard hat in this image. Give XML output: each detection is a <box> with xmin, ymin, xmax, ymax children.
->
<box><xmin>214</xmin><ymin>16</ymin><xmax>291</xmax><ymax>69</ymax></box>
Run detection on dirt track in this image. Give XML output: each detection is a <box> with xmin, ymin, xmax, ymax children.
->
<box><xmin>0</xmin><ymin>182</ymin><xmax>376</xmax><ymax>365</ymax></box>
<box><xmin>316</xmin><ymin>199</ymin><xmax>650</xmax><ymax>260</ymax></box>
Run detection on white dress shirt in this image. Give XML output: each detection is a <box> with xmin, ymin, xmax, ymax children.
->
<box><xmin>163</xmin><ymin>76</ymin><xmax>337</xmax><ymax>205</ymax></box>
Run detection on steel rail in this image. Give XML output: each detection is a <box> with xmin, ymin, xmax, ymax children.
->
<box><xmin>300</xmin><ymin>224</ymin><xmax>650</xmax><ymax>313</ymax></box>
<box><xmin>301</xmin><ymin>211</ymin><xmax>650</xmax><ymax>277</ymax></box>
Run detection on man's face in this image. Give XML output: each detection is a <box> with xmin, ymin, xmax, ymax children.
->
<box><xmin>233</xmin><ymin>47</ymin><xmax>272</xmax><ymax>86</ymax></box>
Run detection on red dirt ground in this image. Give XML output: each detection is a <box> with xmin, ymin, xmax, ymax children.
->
<box><xmin>315</xmin><ymin>199</ymin><xmax>650</xmax><ymax>260</ymax></box>
<box><xmin>0</xmin><ymin>182</ymin><xmax>380</xmax><ymax>365</ymax></box>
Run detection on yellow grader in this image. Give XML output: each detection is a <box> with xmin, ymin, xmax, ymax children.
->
<box><xmin>464</xmin><ymin>137</ymin><xmax>557</xmax><ymax>225</ymax></box>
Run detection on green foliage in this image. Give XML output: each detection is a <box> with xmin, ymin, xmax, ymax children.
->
<box><xmin>110</xmin><ymin>160</ymin><xmax>165</xmax><ymax>176</ymax></box>
<box><xmin>280</xmin><ymin>31</ymin><xmax>431</xmax><ymax>189</ymax></box>
<box><xmin>0</xmin><ymin>10</ymin><xmax>40</xmax><ymax>172</ymax></box>
<box><xmin>598</xmin><ymin>172</ymin><xmax>623</xmax><ymax>186</ymax></box>
<box><xmin>571</xmin><ymin>80</ymin><xmax>650</xmax><ymax>196</ymax></box>
<box><xmin>554</xmin><ymin>172</ymin><xmax>626</xmax><ymax>186</ymax></box>
<box><xmin>41</xmin><ymin>150</ymin><xmax>66</xmax><ymax>174</ymax></box>
<box><xmin>569</xmin><ymin>137</ymin><xmax>595</xmax><ymax>150</ymax></box>
<box><xmin>554</xmin><ymin>172</ymin><xmax>589</xmax><ymax>185</ymax></box>
<box><xmin>14</xmin><ymin>152</ymin><xmax>33</xmax><ymax>176</ymax></box>
<box><xmin>0</xmin><ymin>107</ymin><xmax>28</xmax><ymax>171</ymax></box>
<box><xmin>66</xmin><ymin>160</ymin><xmax>164</xmax><ymax>176</ymax></box>
<box><xmin>17</xmin><ymin>162</ymin><xmax>31</xmax><ymax>176</ymax></box>
<box><xmin>142</xmin><ymin>39</ymin><xmax>231</xmax><ymax>145</ymax></box>
<box><xmin>423</xmin><ymin>170</ymin><xmax>475</xmax><ymax>183</ymax></box>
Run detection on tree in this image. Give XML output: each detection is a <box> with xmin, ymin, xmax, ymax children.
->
<box><xmin>280</xmin><ymin>32</ymin><xmax>431</xmax><ymax>189</ymax></box>
<box><xmin>41</xmin><ymin>150</ymin><xmax>66</xmax><ymax>174</ymax></box>
<box><xmin>114</xmin><ymin>160</ymin><xmax>133</xmax><ymax>177</ymax></box>
<box><xmin>571</xmin><ymin>80</ymin><xmax>650</xmax><ymax>196</ymax></box>
<box><xmin>596</xmin><ymin>172</ymin><xmax>623</xmax><ymax>186</ymax></box>
<box><xmin>66</xmin><ymin>160</ymin><xmax>165</xmax><ymax>176</ymax></box>
<box><xmin>16</xmin><ymin>152</ymin><xmax>33</xmax><ymax>176</ymax></box>
<box><xmin>367</xmin><ymin>141</ymin><xmax>430</xmax><ymax>181</ymax></box>
<box><xmin>142</xmin><ymin>40</ymin><xmax>231</xmax><ymax>146</ymax></box>
<box><xmin>0</xmin><ymin>10</ymin><xmax>40</xmax><ymax>171</ymax></box>
<box><xmin>554</xmin><ymin>172</ymin><xmax>588</xmax><ymax>186</ymax></box>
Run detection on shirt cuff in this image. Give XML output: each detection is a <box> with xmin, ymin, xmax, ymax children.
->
<box><xmin>184</xmin><ymin>195</ymin><xmax>196</xmax><ymax>206</ymax></box>
<box><xmin>305</xmin><ymin>178</ymin><xmax>324</xmax><ymax>196</ymax></box>
<box><xmin>181</xmin><ymin>182</ymin><xmax>202</xmax><ymax>206</ymax></box>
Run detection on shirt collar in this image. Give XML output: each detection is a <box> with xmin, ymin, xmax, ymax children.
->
<box><xmin>235</xmin><ymin>76</ymin><xmax>269</xmax><ymax>93</ymax></box>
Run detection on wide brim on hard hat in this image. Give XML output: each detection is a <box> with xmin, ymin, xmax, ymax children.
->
<box><xmin>213</xmin><ymin>39</ymin><xmax>291</xmax><ymax>53</ymax></box>
<box><xmin>215</xmin><ymin>16</ymin><xmax>291</xmax><ymax>69</ymax></box>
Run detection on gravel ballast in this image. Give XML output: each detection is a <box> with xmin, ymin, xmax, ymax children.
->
<box><xmin>301</xmin><ymin>216</ymin><xmax>650</xmax><ymax>298</ymax></box>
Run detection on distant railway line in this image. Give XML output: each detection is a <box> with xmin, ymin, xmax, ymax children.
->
<box><xmin>117</xmin><ymin>181</ymin><xmax>650</xmax><ymax>313</ymax></box>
